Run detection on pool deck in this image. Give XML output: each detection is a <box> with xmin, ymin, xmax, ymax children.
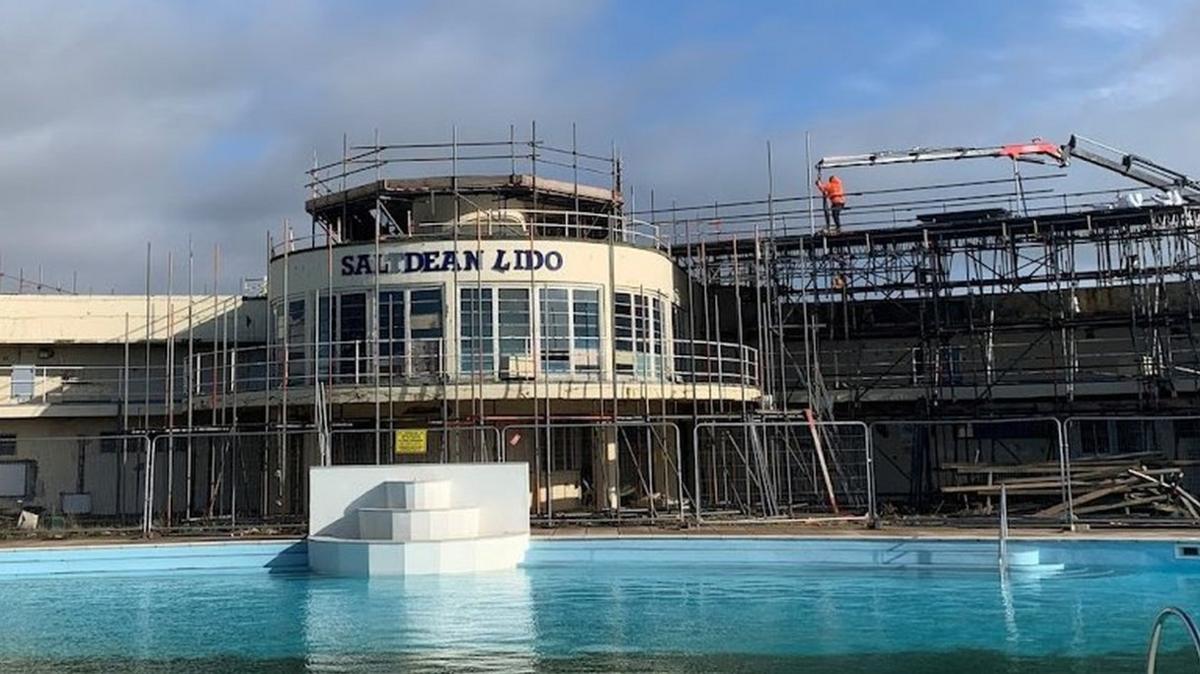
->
<box><xmin>533</xmin><ymin>523</ymin><xmax>1200</xmax><ymax>541</ymax></box>
<box><xmin>0</xmin><ymin>521</ymin><xmax>1198</xmax><ymax>548</ymax></box>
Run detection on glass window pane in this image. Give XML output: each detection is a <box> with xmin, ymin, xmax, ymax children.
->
<box><xmin>651</xmin><ymin>296</ymin><xmax>664</xmax><ymax>376</ymax></box>
<box><xmin>614</xmin><ymin>291</ymin><xmax>633</xmax><ymax>374</ymax></box>
<box><xmin>315</xmin><ymin>293</ymin><xmax>334</xmax><ymax>379</ymax></box>
<box><xmin>498</xmin><ymin>288</ymin><xmax>531</xmax><ymax>362</ymax></box>
<box><xmin>572</xmin><ymin>289</ymin><xmax>600</xmax><ymax>372</ymax></box>
<box><xmin>409</xmin><ymin>289</ymin><xmax>443</xmax><ymax>338</ymax></box>
<box><xmin>337</xmin><ymin>293</ymin><xmax>367</xmax><ymax>378</ymax></box>
<box><xmin>409</xmin><ymin>288</ymin><xmax>442</xmax><ymax>374</ymax></box>
<box><xmin>539</xmin><ymin>288</ymin><xmax>571</xmax><ymax>373</ymax></box>
<box><xmin>460</xmin><ymin>288</ymin><xmax>494</xmax><ymax>373</ymax></box>
<box><xmin>287</xmin><ymin>298</ymin><xmax>306</xmax><ymax>383</ymax></box>
<box><xmin>379</xmin><ymin>291</ymin><xmax>406</xmax><ymax>373</ymax></box>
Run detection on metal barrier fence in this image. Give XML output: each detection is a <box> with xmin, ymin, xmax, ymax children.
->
<box><xmin>8</xmin><ymin>415</ymin><xmax>1200</xmax><ymax>537</ymax></box>
<box><xmin>693</xmin><ymin>420</ymin><xmax>874</xmax><ymax>522</ymax></box>
<box><xmin>146</xmin><ymin>430</ymin><xmax>301</xmax><ymax>534</ymax></box>
<box><xmin>139</xmin><ymin>426</ymin><xmax>503</xmax><ymax>535</ymax></box>
<box><xmin>327</xmin><ymin>426</ymin><xmax>502</xmax><ymax>465</ymax></box>
<box><xmin>0</xmin><ymin>433</ymin><xmax>152</xmax><ymax>534</ymax></box>
<box><xmin>501</xmin><ymin>421</ymin><xmax>684</xmax><ymax>521</ymax></box>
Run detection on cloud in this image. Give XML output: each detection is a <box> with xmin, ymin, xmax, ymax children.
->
<box><xmin>1059</xmin><ymin>0</ymin><xmax>1168</xmax><ymax>36</ymax></box>
<box><xmin>0</xmin><ymin>0</ymin><xmax>1197</xmax><ymax>292</ymax></box>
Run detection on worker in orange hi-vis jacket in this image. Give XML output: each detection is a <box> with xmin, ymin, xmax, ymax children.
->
<box><xmin>816</xmin><ymin>174</ymin><xmax>846</xmax><ymax>233</ymax></box>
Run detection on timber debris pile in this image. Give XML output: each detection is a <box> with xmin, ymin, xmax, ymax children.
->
<box><xmin>942</xmin><ymin>452</ymin><xmax>1200</xmax><ymax>521</ymax></box>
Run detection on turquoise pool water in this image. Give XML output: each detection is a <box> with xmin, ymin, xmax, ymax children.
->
<box><xmin>0</xmin><ymin>541</ymin><xmax>1198</xmax><ymax>672</ymax></box>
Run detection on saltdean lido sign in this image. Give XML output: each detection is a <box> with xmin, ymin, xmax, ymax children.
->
<box><xmin>341</xmin><ymin>249</ymin><xmax>564</xmax><ymax>276</ymax></box>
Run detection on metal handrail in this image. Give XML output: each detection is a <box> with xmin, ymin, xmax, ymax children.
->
<box><xmin>998</xmin><ymin>483</ymin><xmax>1009</xmax><ymax>570</ymax></box>
<box><xmin>270</xmin><ymin>209</ymin><xmax>666</xmax><ymax>256</ymax></box>
<box><xmin>1146</xmin><ymin>606</ymin><xmax>1200</xmax><ymax>673</ymax></box>
<box><xmin>0</xmin><ymin>334</ymin><xmax>763</xmax><ymax>408</ymax></box>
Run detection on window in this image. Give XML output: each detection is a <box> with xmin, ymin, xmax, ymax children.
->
<box><xmin>460</xmin><ymin>288</ymin><xmax>494</xmax><ymax>373</ymax></box>
<box><xmin>615</xmin><ymin>290</ymin><xmax>668</xmax><ymax>377</ymax></box>
<box><xmin>630</xmin><ymin>294</ymin><xmax>656</xmax><ymax>377</ymax></box>
<box><xmin>614</xmin><ymin>292</ymin><xmax>634</xmax><ymax>375</ymax></box>
<box><xmin>497</xmin><ymin>289</ymin><xmax>531</xmax><ymax>366</ymax></box>
<box><xmin>315</xmin><ymin>292</ymin><xmax>334</xmax><ymax>380</ymax></box>
<box><xmin>311</xmin><ymin>288</ymin><xmax>443</xmax><ymax>381</ymax></box>
<box><xmin>650</xmin><ymin>296</ymin><xmax>665</xmax><ymax>377</ymax></box>
<box><xmin>337</xmin><ymin>293</ymin><xmax>367</xmax><ymax>379</ymax></box>
<box><xmin>453</xmin><ymin>285</ymin><xmax>606</xmax><ymax>378</ymax></box>
<box><xmin>0</xmin><ymin>461</ymin><xmax>31</xmax><ymax>498</ymax></box>
<box><xmin>408</xmin><ymin>288</ymin><xmax>444</xmax><ymax>375</ymax></box>
<box><xmin>287</xmin><ymin>298</ymin><xmax>306</xmax><ymax>384</ymax></box>
<box><xmin>379</xmin><ymin>290</ymin><xmax>406</xmax><ymax>374</ymax></box>
<box><xmin>0</xmin><ymin>435</ymin><xmax>14</xmax><ymax>456</ymax></box>
<box><xmin>572</xmin><ymin>289</ymin><xmax>601</xmax><ymax>373</ymax></box>
<box><xmin>539</xmin><ymin>288</ymin><xmax>571</xmax><ymax>373</ymax></box>
<box><xmin>937</xmin><ymin>345</ymin><xmax>963</xmax><ymax>386</ymax></box>
<box><xmin>10</xmin><ymin>366</ymin><xmax>34</xmax><ymax>402</ymax></box>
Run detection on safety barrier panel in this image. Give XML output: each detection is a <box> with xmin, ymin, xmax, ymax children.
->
<box><xmin>502</xmin><ymin>421</ymin><xmax>684</xmax><ymax>522</ymax></box>
<box><xmin>693</xmin><ymin>419</ymin><xmax>874</xmax><ymax>523</ymax></box>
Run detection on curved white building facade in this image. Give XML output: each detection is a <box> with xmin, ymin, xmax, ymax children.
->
<box><xmin>260</xmin><ymin>234</ymin><xmax>757</xmax><ymax>407</ymax></box>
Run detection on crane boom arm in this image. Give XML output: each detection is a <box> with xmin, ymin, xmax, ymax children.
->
<box><xmin>817</xmin><ymin>140</ymin><xmax>1065</xmax><ymax>171</ymax></box>
<box><xmin>1065</xmin><ymin>134</ymin><xmax>1200</xmax><ymax>204</ymax></box>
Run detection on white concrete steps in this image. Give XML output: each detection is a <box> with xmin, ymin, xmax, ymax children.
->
<box><xmin>357</xmin><ymin>506</ymin><xmax>480</xmax><ymax>541</ymax></box>
<box><xmin>384</xmin><ymin>480</ymin><xmax>452</xmax><ymax>510</ymax></box>
<box><xmin>307</xmin><ymin>465</ymin><xmax>531</xmax><ymax>576</ymax></box>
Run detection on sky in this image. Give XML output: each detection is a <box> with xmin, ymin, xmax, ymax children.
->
<box><xmin>0</xmin><ymin>0</ymin><xmax>1197</xmax><ymax>293</ymax></box>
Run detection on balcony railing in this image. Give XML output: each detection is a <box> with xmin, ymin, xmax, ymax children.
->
<box><xmin>0</xmin><ymin>338</ymin><xmax>760</xmax><ymax>410</ymax></box>
<box><xmin>270</xmin><ymin>209</ymin><xmax>667</xmax><ymax>257</ymax></box>
<box><xmin>0</xmin><ymin>364</ymin><xmax>174</xmax><ymax>408</ymax></box>
<box><xmin>189</xmin><ymin>338</ymin><xmax>760</xmax><ymax>401</ymax></box>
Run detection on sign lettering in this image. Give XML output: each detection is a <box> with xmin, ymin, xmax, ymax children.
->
<box><xmin>394</xmin><ymin>429</ymin><xmax>428</xmax><ymax>455</ymax></box>
<box><xmin>340</xmin><ymin>250</ymin><xmax>564</xmax><ymax>276</ymax></box>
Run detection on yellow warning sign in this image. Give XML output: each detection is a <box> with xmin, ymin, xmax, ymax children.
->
<box><xmin>394</xmin><ymin>429</ymin><xmax>427</xmax><ymax>455</ymax></box>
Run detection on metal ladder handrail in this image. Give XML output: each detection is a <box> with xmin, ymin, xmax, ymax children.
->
<box><xmin>1146</xmin><ymin>606</ymin><xmax>1200</xmax><ymax>673</ymax></box>
<box><xmin>998</xmin><ymin>484</ymin><xmax>1009</xmax><ymax>570</ymax></box>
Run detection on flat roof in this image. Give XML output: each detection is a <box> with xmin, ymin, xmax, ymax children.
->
<box><xmin>306</xmin><ymin>174</ymin><xmax>620</xmax><ymax>214</ymax></box>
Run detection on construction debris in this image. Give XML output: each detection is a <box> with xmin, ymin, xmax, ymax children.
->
<box><xmin>941</xmin><ymin>452</ymin><xmax>1200</xmax><ymax>521</ymax></box>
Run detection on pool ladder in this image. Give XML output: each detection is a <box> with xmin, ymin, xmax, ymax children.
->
<box><xmin>1145</xmin><ymin>607</ymin><xmax>1200</xmax><ymax>673</ymax></box>
<box><xmin>997</xmin><ymin>484</ymin><xmax>1009</xmax><ymax>570</ymax></box>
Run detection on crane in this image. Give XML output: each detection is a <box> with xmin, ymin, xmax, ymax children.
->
<box><xmin>816</xmin><ymin>135</ymin><xmax>1200</xmax><ymax>212</ymax></box>
<box><xmin>1064</xmin><ymin>135</ymin><xmax>1200</xmax><ymax>204</ymax></box>
<box><xmin>816</xmin><ymin>140</ymin><xmax>1066</xmax><ymax>171</ymax></box>
<box><xmin>816</xmin><ymin>139</ymin><xmax>1065</xmax><ymax>216</ymax></box>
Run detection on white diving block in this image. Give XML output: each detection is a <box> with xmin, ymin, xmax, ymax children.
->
<box><xmin>308</xmin><ymin>464</ymin><xmax>530</xmax><ymax>576</ymax></box>
<box><xmin>357</xmin><ymin>506</ymin><xmax>481</xmax><ymax>541</ymax></box>
<box><xmin>385</xmin><ymin>480</ymin><xmax>452</xmax><ymax>510</ymax></box>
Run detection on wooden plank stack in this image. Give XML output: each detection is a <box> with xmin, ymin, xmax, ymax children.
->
<box><xmin>940</xmin><ymin>452</ymin><xmax>1200</xmax><ymax>520</ymax></box>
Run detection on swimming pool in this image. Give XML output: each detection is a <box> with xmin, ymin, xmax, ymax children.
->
<box><xmin>0</xmin><ymin>537</ymin><xmax>1198</xmax><ymax>672</ymax></box>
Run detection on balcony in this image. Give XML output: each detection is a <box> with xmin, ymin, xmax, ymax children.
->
<box><xmin>270</xmin><ymin>209</ymin><xmax>668</xmax><ymax>258</ymax></box>
<box><xmin>189</xmin><ymin>338</ymin><xmax>760</xmax><ymax>402</ymax></box>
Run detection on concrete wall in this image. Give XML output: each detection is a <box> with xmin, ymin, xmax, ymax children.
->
<box><xmin>270</xmin><ymin>239</ymin><xmax>678</xmax><ymax>300</ymax></box>
<box><xmin>0</xmin><ymin>295</ymin><xmax>267</xmax><ymax>344</ymax></box>
<box><xmin>0</xmin><ymin>417</ymin><xmax>139</xmax><ymax>516</ymax></box>
<box><xmin>309</xmin><ymin>463</ymin><xmax>529</xmax><ymax>539</ymax></box>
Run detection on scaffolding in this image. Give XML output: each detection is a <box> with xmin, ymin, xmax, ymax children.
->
<box><xmin>6</xmin><ymin>129</ymin><xmax>1200</xmax><ymax>531</ymax></box>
